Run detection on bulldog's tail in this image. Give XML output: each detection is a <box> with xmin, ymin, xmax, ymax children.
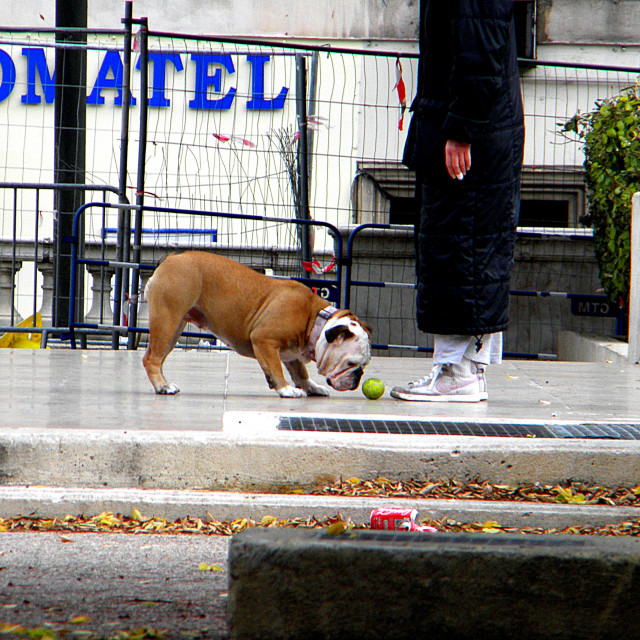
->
<box><xmin>142</xmin><ymin>275</ymin><xmax>155</xmax><ymax>303</ymax></box>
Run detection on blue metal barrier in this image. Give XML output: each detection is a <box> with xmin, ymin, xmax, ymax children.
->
<box><xmin>67</xmin><ymin>202</ymin><xmax>342</xmax><ymax>349</ymax></box>
<box><xmin>344</xmin><ymin>223</ymin><xmax>621</xmax><ymax>360</ymax></box>
<box><xmin>102</xmin><ymin>227</ymin><xmax>218</xmax><ymax>242</ymax></box>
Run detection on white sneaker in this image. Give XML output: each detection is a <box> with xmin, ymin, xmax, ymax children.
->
<box><xmin>390</xmin><ymin>359</ymin><xmax>486</xmax><ymax>402</ymax></box>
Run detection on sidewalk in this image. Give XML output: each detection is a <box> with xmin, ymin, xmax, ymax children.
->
<box><xmin>1</xmin><ymin>349</ymin><xmax>640</xmax><ymax>525</ymax></box>
<box><xmin>5</xmin><ymin>348</ymin><xmax>640</xmax><ymax>428</ymax></box>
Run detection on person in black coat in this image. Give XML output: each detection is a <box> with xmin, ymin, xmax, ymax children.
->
<box><xmin>391</xmin><ymin>0</ymin><xmax>524</xmax><ymax>402</ymax></box>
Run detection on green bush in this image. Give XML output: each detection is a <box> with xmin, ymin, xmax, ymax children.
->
<box><xmin>563</xmin><ymin>87</ymin><xmax>640</xmax><ymax>311</ymax></box>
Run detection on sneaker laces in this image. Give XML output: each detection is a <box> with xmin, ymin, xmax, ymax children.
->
<box><xmin>406</xmin><ymin>364</ymin><xmax>444</xmax><ymax>390</ymax></box>
<box><xmin>426</xmin><ymin>364</ymin><xmax>445</xmax><ymax>390</ymax></box>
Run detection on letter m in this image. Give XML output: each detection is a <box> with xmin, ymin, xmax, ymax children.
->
<box><xmin>21</xmin><ymin>48</ymin><xmax>55</xmax><ymax>104</ymax></box>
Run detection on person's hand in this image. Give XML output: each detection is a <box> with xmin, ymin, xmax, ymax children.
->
<box><xmin>445</xmin><ymin>139</ymin><xmax>471</xmax><ymax>181</ymax></box>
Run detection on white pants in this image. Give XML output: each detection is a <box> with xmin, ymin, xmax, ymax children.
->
<box><xmin>432</xmin><ymin>332</ymin><xmax>503</xmax><ymax>366</ymax></box>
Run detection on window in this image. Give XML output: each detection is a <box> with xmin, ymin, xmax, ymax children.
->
<box><xmin>519</xmin><ymin>166</ymin><xmax>587</xmax><ymax>229</ymax></box>
<box><xmin>352</xmin><ymin>163</ymin><xmax>587</xmax><ymax>230</ymax></box>
<box><xmin>352</xmin><ymin>162</ymin><xmax>417</xmax><ymax>225</ymax></box>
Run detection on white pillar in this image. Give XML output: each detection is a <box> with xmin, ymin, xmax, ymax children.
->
<box><xmin>628</xmin><ymin>192</ymin><xmax>640</xmax><ymax>363</ymax></box>
<box><xmin>0</xmin><ymin>260</ymin><xmax>23</xmax><ymax>326</ymax></box>
<box><xmin>37</xmin><ymin>260</ymin><xmax>55</xmax><ymax>327</ymax></box>
<box><xmin>85</xmin><ymin>264</ymin><xmax>114</xmax><ymax>325</ymax></box>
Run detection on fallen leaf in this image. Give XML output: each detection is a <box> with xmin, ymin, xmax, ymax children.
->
<box><xmin>20</xmin><ymin>627</ymin><xmax>56</xmax><ymax>639</ymax></box>
<box><xmin>96</xmin><ymin>512</ymin><xmax>121</xmax><ymax>527</ymax></box>
<box><xmin>554</xmin><ymin>486</ymin><xmax>587</xmax><ymax>504</ymax></box>
<box><xmin>198</xmin><ymin>562</ymin><xmax>223</xmax><ymax>572</ymax></box>
<box><xmin>481</xmin><ymin>520</ymin><xmax>502</xmax><ymax>533</ymax></box>
<box><xmin>230</xmin><ymin>518</ymin><xmax>253</xmax><ymax>532</ymax></box>
<box><xmin>70</xmin><ymin>615</ymin><xmax>92</xmax><ymax>624</ymax></box>
<box><xmin>0</xmin><ymin>624</ymin><xmax>25</xmax><ymax>633</ymax></box>
<box><xmin>326</xmin><ymin>521</ymin><xmax>348</xmax><ymax>535</ymax></box>
<box><xmin>131</xmin><ymin>507</ymin><xmax>145</xmax><ymax>522</ymax></box>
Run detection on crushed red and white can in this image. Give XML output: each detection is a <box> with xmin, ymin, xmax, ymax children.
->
<box><xmin>370</xmin><ymin>508</ymin><xmax>418</xmax><ymax>531</ymax></box>
<box><xmin>370</xmin><ymin>508</ymin><xmax>437</xmax><ymax>533</ymax></box>
<box><xmin>397</xmin><ymin>520</ymin><xmax>438</xmax><ymax>533</ymax></box>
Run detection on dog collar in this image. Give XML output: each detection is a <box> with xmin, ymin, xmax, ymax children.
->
<box><xmin>302</xmin><ymin>305</ymin><xmax>337</xmax><ymax>362</ymax></box>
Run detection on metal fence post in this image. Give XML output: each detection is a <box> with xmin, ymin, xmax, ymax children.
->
<box><xmin>53</xmin><ymin>0</ymin><xmax>87</xmax><ymax>329</ymax></box>
<box><xmin>295</xmin><ymin>54</ymin><xmax>312</xmax><ymax>273</ymax></box>
<box><xmin>128</xmin><ymin>15</ymin><xmax>149</xmax><ymax>350</ymax></box>
<box><xmin>112</xmin><ymin>0</ymin><xmax>134</xmax><ymax>349</ymax></box>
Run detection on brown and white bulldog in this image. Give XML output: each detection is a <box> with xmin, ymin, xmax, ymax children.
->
<box><xmin>142</xmin><ymin>251</ymin><xmax>371</xmax><ymax>397</ymax></box>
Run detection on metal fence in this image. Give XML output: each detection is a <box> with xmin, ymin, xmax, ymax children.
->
<box><xmin>0</xmin><ymin>8</ymin><xmax>636</xmax><ymax>355</ymax></box>
<box><xmin>67</xmin><ymin>202</ymin><xmax>342</xmax><ymax>349</ymax></box>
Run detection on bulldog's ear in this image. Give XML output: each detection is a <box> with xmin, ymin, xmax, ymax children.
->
<box><xmin>325</xmin><ymin>324</ymin><xmax>353</xmax><ymax>344</ymax></box>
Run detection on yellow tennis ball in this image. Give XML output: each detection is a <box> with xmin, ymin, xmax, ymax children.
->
<box><xmin>362</xmin><ymin>378</ymin><xmax>385</xmax><ymax>400</ymax></box>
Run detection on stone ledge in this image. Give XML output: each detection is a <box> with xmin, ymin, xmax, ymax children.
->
<box><xmin>228</xmin><ymin>528</ymin><xmax>640</xmax><ymax>640</ymax></box>
<box><xmin>557</xmin><ymin>330</ymin><xmax>631</xmax><ymax>365</ymax></box>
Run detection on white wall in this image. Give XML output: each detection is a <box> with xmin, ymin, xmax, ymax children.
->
<box><xmin>4</xmin><ymin>0</ymin><xmax>419</xmax><ymax>43</ymax></box>
<box><xmin>540</xmin><ymin>0</ymin><xmax>640</xmax><ymax>46</ymax></box>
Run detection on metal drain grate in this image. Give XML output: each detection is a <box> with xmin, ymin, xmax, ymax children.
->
<box><xmin>277</xmin><ymin>416</ymin><xmax>640</xmax><ymax>440</ymax></box>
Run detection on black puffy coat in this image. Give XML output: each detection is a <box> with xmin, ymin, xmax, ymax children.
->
<box><xmin>404</xmin><ymin>0</ymin><xmax>524</xmax><ymax>336</ymax></box>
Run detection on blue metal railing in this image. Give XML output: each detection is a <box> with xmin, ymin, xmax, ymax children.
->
<box><xmin>67</xmin><ymin>202</ymin><xmax>342</xmax><ymax>349</ymax></box>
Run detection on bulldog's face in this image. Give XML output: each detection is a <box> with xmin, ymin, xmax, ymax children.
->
<box><xmin>315</xmin><ymin>315</ymin><xmax>371</xmax><ymax>391</ymax></box>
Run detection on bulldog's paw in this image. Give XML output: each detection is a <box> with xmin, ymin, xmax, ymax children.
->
<box><xmin>303</xmin><ymin>380</ymin><xmax>330</xmax><ymax>397</ymax></box>
<box><xmin>156</xmin><ymin>382</ymin><xmax>180</xmax><ymax>395</ymax></box>
<box><xmin>277</xmin><ymin>385</ymin><xmax>306</xmax><ymax>398</ymax></box>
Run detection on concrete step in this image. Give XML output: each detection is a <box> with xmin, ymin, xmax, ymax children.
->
<box><xmin>1</xmin><ymin>485</ymin><xmax>639</xmax><ymax>531</ymax></box>
<box><xmin>2</xmin><ymin>419</ymin><xmax>640</xmax><ymax>492</ymax></box>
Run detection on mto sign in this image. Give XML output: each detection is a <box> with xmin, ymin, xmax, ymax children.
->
<box><xmin>569</xmin><ymin>294</ymin><xmax>618</xmax><ymax>318</ymax></box>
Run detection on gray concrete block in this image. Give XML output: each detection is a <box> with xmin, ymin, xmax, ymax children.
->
<box><xmin>228</xmin><ymin>528</ymin><xmax>640</xmax><ymax>640</ymax></box>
